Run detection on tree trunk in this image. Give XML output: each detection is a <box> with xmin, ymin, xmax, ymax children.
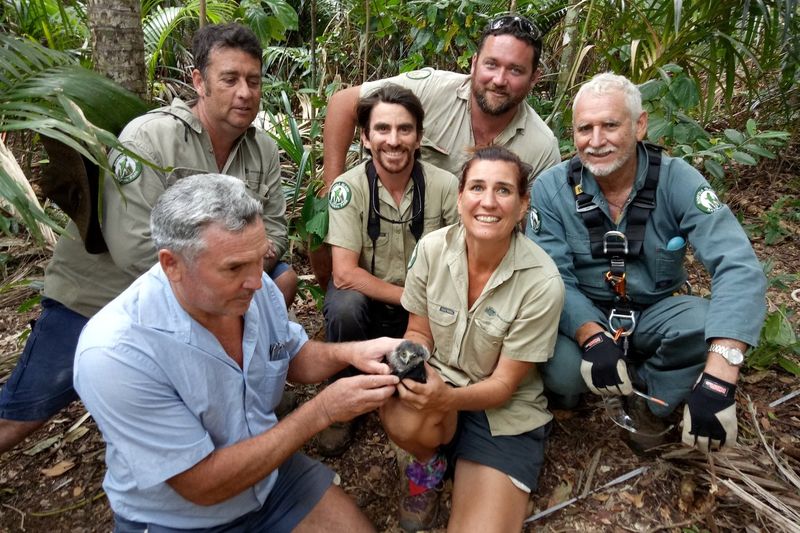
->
<box><xmin>87</xmin><ymin>0</ymin><xmax>147</xmax><ymax>100</ymax></box>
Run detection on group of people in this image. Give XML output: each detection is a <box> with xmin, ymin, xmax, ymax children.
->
<box><xmin>0</xmin><ymin>14</ymin><xmax>766</xmax><ymax>533</ymax></box>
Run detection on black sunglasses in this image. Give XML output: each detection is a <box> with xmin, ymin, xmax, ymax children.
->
<box><xmin>486</xmin><ymin>15</ymin><xmax>541</xmax><ymax>40</ymax></box>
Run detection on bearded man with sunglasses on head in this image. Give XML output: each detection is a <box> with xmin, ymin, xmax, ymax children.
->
<box><xmin>313</xmin><ymin>14</ymin><xmax>560</xmax><ymax>290</ymax></box>
<box><xmin>318</xmin><ymin>85</ymin><xmax>459</xmax><ymax>456</ymax></box>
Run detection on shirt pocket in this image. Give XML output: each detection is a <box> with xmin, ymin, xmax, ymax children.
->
<box><xmin>654</xmin><ymin>243</ymin><xmax>687</xmax><ymax>289</ymax></box>
<box><xmin>567</xmin><ymin>231</ymin><xmax>607</xmax><ymax>289</ymax></box>
<box><xmin>261</xmin><ymin>342</ymin><xmax>291</xmax><ymax>411</ymax></box>
<box><xmin>245</xmin><ymin>169</ymin><xmax>271</xmax><ymax>201</ymax></box>
<box><xmin>420</xmin><ymin>138</ymin><xmax>452</xmax><ymax>173</ymax></box>
<box><xmin>464</xmin><ymin>314</ymin><xmax>507</xmax><ymax>378</ymax></box>
<box><xmin>427</xmin><ymin>301</ymin><xmax>458</xmax><ymax>361</ymax></box>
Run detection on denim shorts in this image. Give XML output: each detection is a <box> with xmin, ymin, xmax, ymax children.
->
<box><xmin>113</xmin><ymin>453</ymin><xmax>335</xmax><ymax>533</ymax></box>
<box><xmin>443</xmin><ymin>410</ymin><xmax>551</xmax><ymax>492</ymax></box>
<box><xmin>0</xmin><ymin>298</ymin><xmax>86</xmax><ymax>421</ymax></box>
<box><xmin>269</xmin><ymin>261</ymin><xmax>290</xmax><ymax>280</ymax></box>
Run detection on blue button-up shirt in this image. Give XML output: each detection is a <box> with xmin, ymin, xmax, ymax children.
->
<box><xmin>74</xmin><ymin>264</ymin><xmax>307</xmax><ymax>528</ymax></box>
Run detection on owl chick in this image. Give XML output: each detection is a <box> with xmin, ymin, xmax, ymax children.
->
<box><xmin>386</xmin><ymin>340</ymin><xmax>429</xmax><ymax>383</ymax></box>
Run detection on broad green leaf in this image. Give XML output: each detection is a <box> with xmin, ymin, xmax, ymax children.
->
<box><xmin>724</xmin><ymin>129</ymin><xmax>746</xmax><ymax>144</ymax></box>
<box><xmin>731</xmin><ymin>151</ymin><xmax>757</xmax><ymax>165</ymax></box>
<box><xmin>742</xmin><ymin>143</ymin><xmax>775</xmax><ymax>159</ymax></box>
<box><xmin>647</xmin><ymin>114</ymin><xmax>672</xmax><ymax>142</ymax></box>
<box><xmin>704</xmin><ymin>159</ymin><xmax>725</xmax><ymax>180</ymax></box>
<box><xmin>745</xmin><ymin>118</ymin><xmax>757</xmax><ymax>137</ymax></box>
<box><xmin>668</xmin><ymin>75</ymin><xmax>700</xmax><ymax>108</ymax></box>
<box><xmin>777</xmin><ymin>356</ymin><xmax>800</xmax><ymax>377</ymax></box>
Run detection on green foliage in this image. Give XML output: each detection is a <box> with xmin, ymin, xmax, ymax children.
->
<box><xmin>0</xmin><ymin>33</ymin><xmax>149</xmax><ymax>243</ymax></box>
<box><xmin>1</xmin><ymin>0</ymin><xmax>89</xmax><ymax>56</ymax></box>
<box><xmin>747</xmin><ymin>305</ymin><xmax>800</xmax><ymax>377</ymax></box>
<box><xmin>555</xmin><ymin>0</ymin><xmax>799</xmax><ymax>126</ymax></box>
<box><xmin>639</xmin><ymin>65</ymin><xmax>790</xmax><ymax>181</ymax></box>
<box><xmin>259</xmin><ymin>91</ymin><xmax>327</xmax><ymax>253</ymax></box>
<box><xmin>744</xmin><ymin>196</ymin><xmax>800</xmax><ymax>245</ymax></box>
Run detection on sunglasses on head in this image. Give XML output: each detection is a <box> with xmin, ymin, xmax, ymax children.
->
<box><xmin>486</xmin><ymin>15</ymin><xmax>541</xmax><ymax>40</ymax></box>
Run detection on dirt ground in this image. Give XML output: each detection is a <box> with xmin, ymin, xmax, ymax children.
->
<box><xmin>0</xmin><ymin>148</ymin><xmax>798</xmax><ymax>532</ymax></box>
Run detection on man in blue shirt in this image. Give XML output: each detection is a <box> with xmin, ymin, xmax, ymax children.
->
<box><xmin>74</xmin><ymin>174</ymin><xmax>400</xmax><ymax>532</ymax></box>
<box><xmin>527</xmin><ymin>73</ymin><xmax>766</xmax><ymax>453</ymax></box>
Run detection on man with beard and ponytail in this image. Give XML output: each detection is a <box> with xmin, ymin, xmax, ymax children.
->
<box><xmin>312</xmin><ymin>14</ymin><xmax>560</xmax><ymax>290</ymax></box>
<box><xmin>317</xmin><ymin>84</ymin><xmax>459</xmax><ymax>457</ymax></box>
<box><xmin>527</xmin><ymin>72</ymin><xmax>766</xmax><ymax>455</ymax></box>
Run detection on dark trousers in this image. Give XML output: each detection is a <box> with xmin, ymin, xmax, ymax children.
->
<box><xmin>323</xmin><ymin>283</ymin><xmax>408</xmax><ymax>343</ymax></box>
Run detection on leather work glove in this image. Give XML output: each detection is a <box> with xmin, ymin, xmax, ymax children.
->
<box><xmin>579</xmin><ymin>331</ymin><xmax>633</xmax><ymax>396</ymax></box>
<box><xmin>682</xmin><ymin>372</ymin><xmax>737</xmax><ymax>452</ymax></box>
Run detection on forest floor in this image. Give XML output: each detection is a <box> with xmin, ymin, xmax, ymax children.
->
<box><xmin>0</xmin><ymin>146</ymin><xmax>798</xmax><ymax>532</ymax></box>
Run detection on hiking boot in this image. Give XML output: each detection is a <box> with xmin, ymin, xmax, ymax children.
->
<box><xmin>398</xmin><ymin>484</ymin><xmax>441</xmax><ymax>532</ymax></box>
<box><xmin>621</xmin><ymin>394</ymin><xmax>673</xmax><ymax>455</ymax></box>
<box><xmin>315</xmin><ymin>420</ymin><xmax>354</xmax><ymax>457</ymax></box>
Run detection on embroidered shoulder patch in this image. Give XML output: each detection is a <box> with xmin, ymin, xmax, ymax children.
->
<box><xmin>694</xmin><ymin>185</ymin><xmax>723</xmax><ymax>214</ymax></box>
<box><xmin>328</xmin><ymin>182</ymin><xmax>351</xmax><ymax>210</ymax></box>
<box><xmin>113</xmin><ymin>154</ymin><xmax>142</xmax><ymax>184</ymax></box>
<box><xmin>405</xmin><ymin>68</ymin><xmax>432</xmax><ymax>80</ymax></box>
<box><xmin>528</xmin><ymin>208</ymin><xmax>541</xmax><ymax>234</ymax></box>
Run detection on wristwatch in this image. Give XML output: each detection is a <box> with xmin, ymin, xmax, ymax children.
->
<box><xmin>708</xmin><ymin>343</ymin><xmax>745</xmax><ymax>366</ymax></box>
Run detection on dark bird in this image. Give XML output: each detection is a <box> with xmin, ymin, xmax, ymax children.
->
<box><xmin>386</xmin><ymin>340</ymin><xmax>429</xmax><ymax>383</ymax></box>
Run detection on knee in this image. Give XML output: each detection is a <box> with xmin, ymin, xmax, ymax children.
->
<box><xmin>274</xmin><ymin>266</ymin><xmax>298</xmax><ymax>307</ymax></box>
<box><xmin>541</xmin><ymin>334</ymin><xmax>588</xmax><ymax>397</ymax></box>
<box><xmin>324</xmin><ymin>288</ymin><xmax>368</xmax><ymax>322</ymax></box>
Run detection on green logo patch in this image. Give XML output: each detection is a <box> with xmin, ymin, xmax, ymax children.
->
<box><xmin>694</xmin><ymin>185</ymin><xmax>723</xmax><ymax>214</ymax></box>
<box><xmin>328</xmin><ymin>182</ymin><xmax>351</xmax><ymax>209</ymax></box>
<box><xmin>528</xmin><ymin>208</ymin><xmax>541</xmax><ymax>234</ymax></box>
<box><xmin>113</xmin><ymin>154</ymin><xmax>142</xmax><ymax>184</ymax></box>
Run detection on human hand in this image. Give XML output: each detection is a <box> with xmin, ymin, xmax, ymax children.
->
<box><xmin>349</xmin><ymin>336</ymin><xmax>400</xmax><ymax>375</ymax></box>
<box><xmin>396</xmin><ymin>363</ymin><xmax>451</xmax><ymax>412</ymax></box>
<box><xmin>319</xmin><ymin>374</ymin><xmax>399</xmax><ymax>424</ymax></box>
<box><xmin>580</xmin><ymin>331</ymin><xmax>633</xmax><ymax>396</ymax></box>
<box><xmin>263</xmin><ymin>240</ymin><xmax>278</xmax><ymax>271</ymax></box>
<box><xmin>682</xmin><ymin>372</ymin><xmax>737</xmax><ymax>452</ymax></box>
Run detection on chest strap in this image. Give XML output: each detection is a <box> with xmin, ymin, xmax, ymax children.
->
<box><xmin>366</xmin><ymin>160</ymin><xmax>426</xmax><ymax>274</ymax></box>
<box><xmin>567</xmin><ymin>142</ymin><xmax>662</xmax><ymax>259</ymax></box>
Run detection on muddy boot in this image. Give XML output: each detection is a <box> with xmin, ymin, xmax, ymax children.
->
<box><xmin>622</xmin><ymin>394</ymin><xmax>672</xmax><ymax>455</ymax></box>
<box><xmin>399</xmin><ymin>453</ymin><xmax>446</xmax><ymax>532</ymax></box>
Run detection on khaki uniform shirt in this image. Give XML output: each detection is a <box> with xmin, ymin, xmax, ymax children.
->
<box><xmin>325</xmin><ymin>160</ymin><xmax>458</xmax><ymax>285</ymax></box>
<box><xmin>401</xmin><ymin>225</ymin><xmax>565</xmax><ymax>435</ymax></box>
<box><xmin>44</xmin><ymin>98</ymin><xmax>285</xmax><ymax>317</ymax></box>
<box><xmin>361</xmin><ymin>69</ymin><xmax>561</xmax><ymax>176</ymax></box>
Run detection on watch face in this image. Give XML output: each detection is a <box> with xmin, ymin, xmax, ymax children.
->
<box><xmin>728</xmin><ymin>349</ymin><xmax>744</xmax><ymax>365</ymax></box>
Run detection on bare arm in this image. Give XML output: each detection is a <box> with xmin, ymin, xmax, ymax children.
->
<box><xmin>287</xmin><ymin>336</ymin><xmax>400</xmax><ymax>384</ymax></box>
<box><xmin>398</xmin><ymin>314</ymin><xmax>532</xmax><ymax>412</ymax></box>
<box><xmin>331</xmin><ymin>245</ymin><xmax>403</xmax><ymax>305</ymax></box>
<box><xmin>322</xmin><ymin>86</ymin><xmax>362</xmax><ymax>192</ymax></box>
<box><xmin>399</xmin><ymin>356</ymin><xmax>532</xmax><ymax>413</ymax></box>
<box><xmin>167</xmin><ymin>372</ymin><xmax>398</xmax><ymax>505</ymax></box>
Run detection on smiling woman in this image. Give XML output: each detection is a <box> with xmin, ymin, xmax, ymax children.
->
<box><xmin>379</xmin><ymin>146</ymin><xmax>565</xmax><ymax>532</ymax></box>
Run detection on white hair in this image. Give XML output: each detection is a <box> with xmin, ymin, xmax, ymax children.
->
<box><xmin>572</xmin><ymin>72</ymin><xmax>643</xmax><ymax>120</ymax></box>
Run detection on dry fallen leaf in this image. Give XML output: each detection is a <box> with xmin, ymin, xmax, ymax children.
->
<box><xmin>41</xmin><ymin>459</ymin><xmax>76</xmax><ymax>477</ymax></box>
<box><xmin>547</xmin><ymin>480</ymin><xmax>573</xmax><ymax>508</ymax></box>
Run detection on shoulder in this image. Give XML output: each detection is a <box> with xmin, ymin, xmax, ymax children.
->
<box><xmin>519</xmin><ymin>104</ymin><xmax>558</xmax><ymax>141</ymax></box>
<box><xmin>531</xmin><ymin>160</ymin><xmax>570</xmax><ymax>193</ymax></box>
<box><xmin>514</xmin><ymin>233</ymin><xmax>561</xmax><ymax>277</ymax></box>
<box><xmin>328</xmin><ymin>163</ymin><xmax>368</xmax><ymax>210</ymax></box>
<box><xmin>420</xmin><ymin>161</ymin><xmax>459</xmax><ymax>187</ymax></box>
